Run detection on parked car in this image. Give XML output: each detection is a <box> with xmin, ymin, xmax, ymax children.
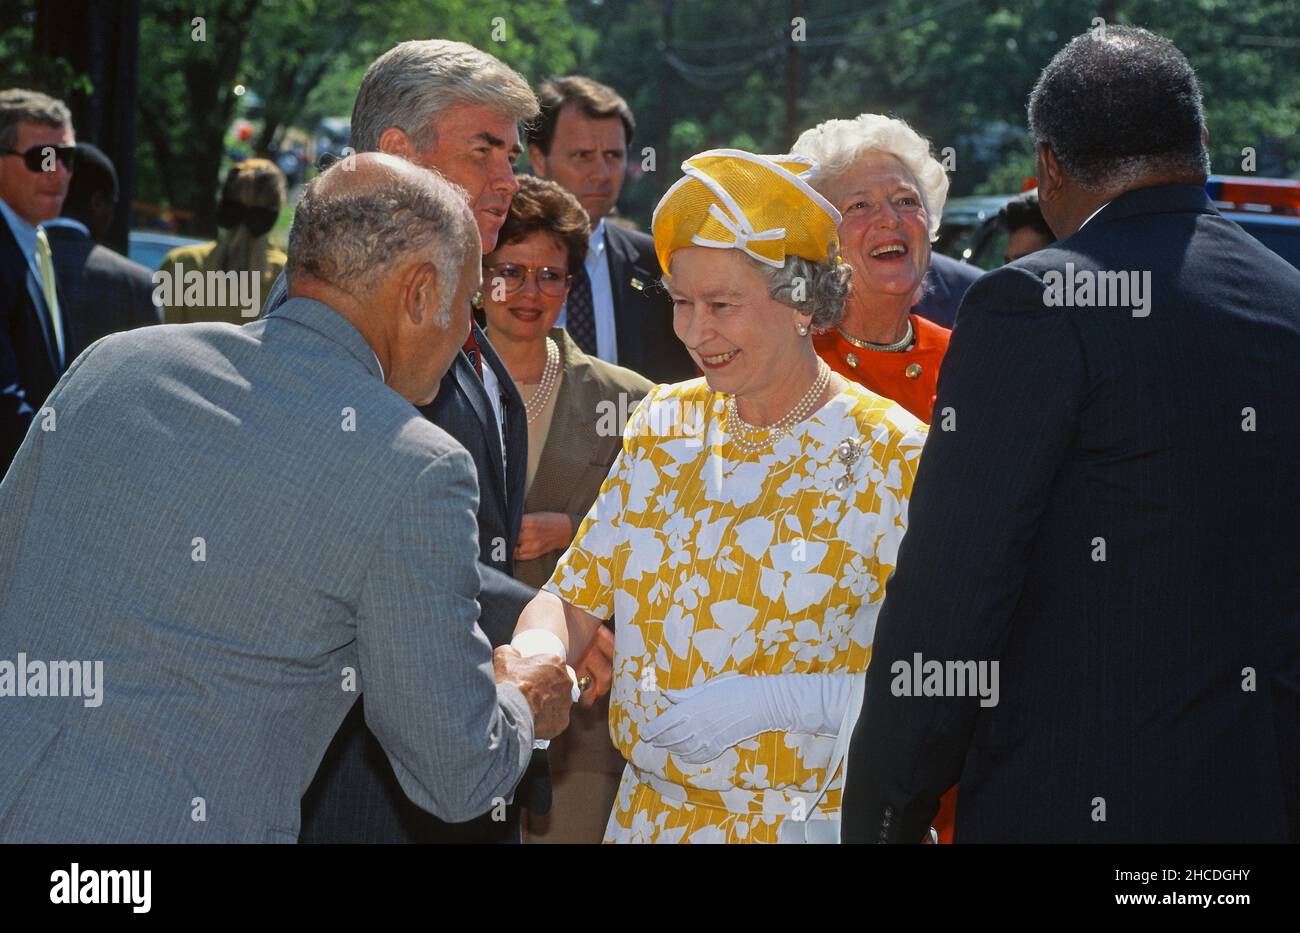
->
<box><xmin>933</xmin><ymin>195</ymin><xmax>1013</xmax><ymax>262</ymax></box>
<box><xmin>128</xmin><ymin>230</ymin><xmax>205</xmax><ymax>273</ymax></box>
<box><xmin>941</xmin><ymin>176</ymin><xmax>1300</xmax><ymax>272</ymax></box>
<box><xmin>1205</xmin><ymin>175</ymin><xmax>1300</xmax><ymax>269</ymax></box>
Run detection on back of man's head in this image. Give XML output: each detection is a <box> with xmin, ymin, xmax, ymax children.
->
<box><xmin>349</xmin><ymin>40</ymin><xmax>538</xmax><ymax>153</ymax></box>
<box><xmin>1028</xmin><ymin>26</ymin><xmax>1209</xmax><ymax>191</ymax></box>
<box><xmin>1001</xmin><ymin>190</ymin><xmax>1053</xmax><ymax>239</ymax></box>
<box><xmin>62</xmin><ymin>142</ymin><xmax>118</xmax><ymax>239</ymax></box>
<box><xmin>286</xmin><ymin>153</ymin><xmax>479</xmax><ymax>404</ymax></box>
<box><xmin>287</xmin><ymin>152</ymin><xmax>474</xmax><ymax>322</ymax></box>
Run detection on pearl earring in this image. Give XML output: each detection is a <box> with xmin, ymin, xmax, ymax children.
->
<box><xmin>796</xmin><ymin>321</ymin><xmax>810</xmax><ymax>337</ymax></box>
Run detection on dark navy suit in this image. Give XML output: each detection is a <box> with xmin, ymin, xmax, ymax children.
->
<box><xmin>914</xmin><ymin>251</ymin><xmax>983</xmax><ymax>330</ymax></box>
<box><xmin>843</xmin><ymin>185</ymin><xmax>1300</xmax><ymax>843</ymax></box>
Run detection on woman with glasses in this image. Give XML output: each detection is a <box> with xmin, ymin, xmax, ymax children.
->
<box><xmin>480</xmin><ymin>174</ymin><xmax>652</xmax><ymax>843</ymax></box>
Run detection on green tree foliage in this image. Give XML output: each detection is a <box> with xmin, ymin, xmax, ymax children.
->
<box><xmin>135</xmin><ymin>0</ymin><xmax>594</xmax><ymax>235</ymax></box>
<box><xmin>7</xmin><ymin>0</ymin><xmax>1297</xmax><ymax>234</ymax></box>
<box><xmin>565</xmin><ymin>0</ymin><xmax>1300</xmax><ymax>219</ymax></box>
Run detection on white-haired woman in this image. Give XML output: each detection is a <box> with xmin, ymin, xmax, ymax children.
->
<box><xmin>794</xmin><ymin>113</ymin><xmax>961</xmax><ymax>839</ymax></box>
<box><xmin>508</xmin><ymin>149</ymin><xmax>929</xmax><ymax>843</ymax></box>
<box><xmin>792</xmin><ymin>114</ymin><xmax>953</xmax><ymax>425</ymax></box>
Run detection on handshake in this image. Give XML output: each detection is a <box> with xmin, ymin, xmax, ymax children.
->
<box><xmin>491</xmin><ymin>625</ymin><xmax>615</xmax><ymax>740</ymax></box>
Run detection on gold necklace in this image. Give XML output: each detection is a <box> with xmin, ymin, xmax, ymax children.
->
<box><xmin>837</xmin><ymin>317</ymin><xmax>914</xmax><ymax>353</ymax></box>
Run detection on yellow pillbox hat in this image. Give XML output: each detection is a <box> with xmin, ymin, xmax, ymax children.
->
<box><xmin>651</xmin><ymin>148</ymin><xmax>842</xmax><ymax>274</ymax></box>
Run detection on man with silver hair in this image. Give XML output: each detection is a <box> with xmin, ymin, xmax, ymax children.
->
<box><xmin>0</xmin><ymin>153</ymin><xmax>575</xmax><ymax>842</ymax></box>
<box><xmin>262</xmin><ymin>40</ymin><xmax>560</xmax><ymax>845</ymax></box>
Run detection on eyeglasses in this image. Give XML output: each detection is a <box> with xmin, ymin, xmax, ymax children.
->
<box><xmin>484</xmin><ymin>262</ymin><xmax>572</xmax><ymax>298</ymax></box>
<box><xmin>0</xmin><ymin>144</ymin><xmax>78</xmax><ymax>173</ymax></box>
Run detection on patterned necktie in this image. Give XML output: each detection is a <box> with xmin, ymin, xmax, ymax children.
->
<box><xmin>565</xmin><ymin>264</ymin><xmax>598</xmax><ymax>357</ymax></box>
<box><xmin>34</xmin><ymin>227</ymin><xmax>66</xmax><ymax>369</ymax></box>
<box><xmin>463</xmin><ymin>331</ymin><xmax>484</xmax><ymax>379</ymax></box>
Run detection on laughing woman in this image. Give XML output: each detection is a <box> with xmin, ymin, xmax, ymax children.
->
<box><xmin>793</xmin><ymin>114</ymin><xmax>953</xmax><ymax>424</ymax></box>
<box><xmin>510</xmin><ymin>150</ymin><xmax>929</xmax><ymax>843</ymax></box>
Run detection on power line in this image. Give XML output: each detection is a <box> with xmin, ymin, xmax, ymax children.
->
<box><xmin>663</xmin><ymin>0</ymin><xmax>978</xmax><ymax>82</ymax></box>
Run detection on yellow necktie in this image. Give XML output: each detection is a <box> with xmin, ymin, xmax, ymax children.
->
<box><xmin>35</xmin><ymin>227</ymin><xmax>66</xmax><ymax>368</ymax></box>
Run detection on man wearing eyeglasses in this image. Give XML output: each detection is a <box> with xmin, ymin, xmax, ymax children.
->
<box><xmin>0</xmin><ymin>88</ymin><xmax>78</xmax><ymax>473</ymax></box>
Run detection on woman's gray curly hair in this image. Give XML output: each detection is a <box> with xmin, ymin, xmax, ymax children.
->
<box><xmin>762</xmin><ymin>248</ymin><xmax>852</xmax><ymax>330</ymax></box>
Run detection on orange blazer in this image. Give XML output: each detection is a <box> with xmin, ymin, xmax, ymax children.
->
<box><xmin>815</xmin><ymin>313</ymin><xmax>951</xmax><ymax>424</ymax></box>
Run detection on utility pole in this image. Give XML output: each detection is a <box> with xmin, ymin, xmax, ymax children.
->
<box><xmin>33</xmin><ymin>0</ymin><xmax>141</xmax><ymax>254</ymax></box>
<box><xmin>784</xmin><ymin>0</ymin><xmax>801</xmax><ymax>150</ymax></box>
<box><xmin>660</xmin><ymin>0</ymin><xmax>675</xmax><ymax>198</ymax></box>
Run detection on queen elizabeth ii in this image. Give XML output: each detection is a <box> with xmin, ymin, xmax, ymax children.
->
<box><xmin>510</xmin><ymin>149</ymin><xmax>928</xmax><ymax>843</ymax></box>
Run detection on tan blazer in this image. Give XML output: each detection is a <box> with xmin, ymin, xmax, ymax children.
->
<box><xmin>514</xmin><ymin>328</ymin><xmax>654</xmax><ymax>591</ymax></box>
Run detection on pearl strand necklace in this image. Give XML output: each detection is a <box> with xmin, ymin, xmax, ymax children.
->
<box><xmin>725</xmin><ymin>359</ymin><xmax>831</xmax><ymax>454</ymax></box>
<box><xmin>524</xmin><ymin>335</ymin><xmax>561</xmax><ymax>424</ymax></box>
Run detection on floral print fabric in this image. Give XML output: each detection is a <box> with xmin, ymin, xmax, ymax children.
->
<box><xmin>544</xmin><ymin>378</ymin><xmax>927</xmax><ymax>843</ymax></box>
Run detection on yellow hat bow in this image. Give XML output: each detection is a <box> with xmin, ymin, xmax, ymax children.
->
<box><xmin>652</xmin><ymin>148</ymin><xmax>842</xmax><ymax>273</ymax></box>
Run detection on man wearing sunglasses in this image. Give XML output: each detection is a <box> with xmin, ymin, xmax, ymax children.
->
<box><xmin>0</xmin><ymin>88</ymin><xmax>78</xmax><ymax>473</ymax></box>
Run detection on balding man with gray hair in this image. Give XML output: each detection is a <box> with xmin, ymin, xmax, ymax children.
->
<box><xmin>0</xmin><ymin>153</ymin><xmax>573</xmax><ymax>842</ymax></box>
<box><xmin>263</xmin><ymin>39</ymin><xmax>556</xmax><ymax>845</ymax></box>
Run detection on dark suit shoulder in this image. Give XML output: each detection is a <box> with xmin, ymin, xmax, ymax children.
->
<box><xmin>604</xmin><ymin>222</ymin><xmax>660</xmax><ymax>273</ymax></box>
<box><xmin>930</xmin><ymin>251</ymin><xmax>983</xmax><ymax>288</ymax></box>
<box><xmin>959</xmin><ymin>259</ymin><xmax>1059</xmax><ymax>315</ymax></box>
<box><xmin>87</xmin><ymin>243</ymin><xmax>156</xmax><ymax>288</ymax></box>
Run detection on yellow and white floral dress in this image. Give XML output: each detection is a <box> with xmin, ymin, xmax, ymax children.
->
<box><xmin>544</xmin><ymin>378</ymin><xmax>927</xmax><ymax>843</ymax></box>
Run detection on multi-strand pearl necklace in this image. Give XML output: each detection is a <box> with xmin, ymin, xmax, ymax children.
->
<box><xmin>524</xmin><ymin>336</ymin><xmax>561</xmax><ymax>424</ymax></box>
<box><xmin>725</xmin><ymin>359</ymin><xmax>831</xmax><ymax>454</ymax></box>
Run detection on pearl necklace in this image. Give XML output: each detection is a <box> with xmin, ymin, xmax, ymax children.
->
<box><xmin>524</xmin><ymin>336</ymin><xmax>561</xmax><ymax>424</ymax></box>
<box><xmin>837</xmin><ymin>317</ymin><xmax>914</xmax><ymax>353</ymax></box>
<box><xmin>725</xmin><ymin>359</ymin><xmax>831</xmax><ymax>454</ymax></box>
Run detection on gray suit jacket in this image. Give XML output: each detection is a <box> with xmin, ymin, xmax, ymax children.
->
<box><xmin>0</xmin><ymin>297</ymin><xmax>534</xmax><ymax>842</ymax></box>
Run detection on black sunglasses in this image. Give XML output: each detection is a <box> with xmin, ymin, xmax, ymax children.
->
<box><xmin>1</xmin><ymin>144</ymin><xmax>78</xmax><ymax>173</ymax></box>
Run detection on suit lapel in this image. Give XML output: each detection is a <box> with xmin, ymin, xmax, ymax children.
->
<box><xmin>605</xmin><ymin>224</ymin><xmax>651</xmax><ymax>368</ymax></box>
<box><xmin>0</xmin><ymin>220</ymin><xmax>59</xmax><ymax>383</ymax></box>
<box><xmin>451</xmin><ymin>348</ymin><xmax>508</xmax><ymax>501</ymax></box>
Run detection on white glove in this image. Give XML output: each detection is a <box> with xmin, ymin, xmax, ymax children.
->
<box><xmin>510</xmin><ymin>629</ymin><xmax>581</xmax><ymax>750</ymax></box>
<box><xmin>638</xmin><ymin>672</ymin><xmax>853</xmax><ymax>764</ymax></box>
<box><xmin>510</xmin><ymin>629</ymin><xmax>582</xmax><ymax>702</ymax></box>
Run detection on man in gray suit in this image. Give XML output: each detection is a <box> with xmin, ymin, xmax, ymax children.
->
<box><xmin>0</xmin><ymin>153</ymin><xmax>573</xmax><ymax>842</ymax></box>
